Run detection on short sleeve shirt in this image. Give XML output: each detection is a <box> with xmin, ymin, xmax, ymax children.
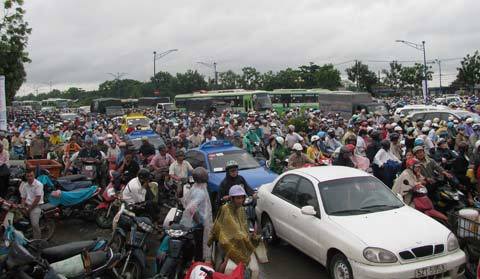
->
<box><xmin>19</xmin><ymin>179</ymin><xmax>44</xmax><ymax>205</ymax></box>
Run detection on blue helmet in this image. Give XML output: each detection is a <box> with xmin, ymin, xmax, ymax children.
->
<box><xmin>414</xmin><ymin>138</ymin><xmax>425</xmax><ymax>147</ymax></box>
<box><xmin>317</xmin><ymin>131</ymin><xmax>326</xmax><ymax>138</ymax></box>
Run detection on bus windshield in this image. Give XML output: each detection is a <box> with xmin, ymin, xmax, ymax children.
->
<box><xmin>254</xmin><ymin>93</ymin><xmax>272</xmax><ymax>110</ymax></box>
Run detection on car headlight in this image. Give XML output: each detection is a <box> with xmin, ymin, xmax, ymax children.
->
<box><xmin>363</xmin><ymin>247</ymin><xmax>398</xmax><ymax>263</ymax></box>
<box><xmin>447</xmin><ymin>233</ymin><xmax>459</xmax><ymax>251</ymax></box>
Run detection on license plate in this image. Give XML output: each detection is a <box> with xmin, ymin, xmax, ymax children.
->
<box><xmin>85</xmin><ymin>165</ymin><xmax>93</xmax><ymax>170</ymax></box>
<box><xmin>415</xmin><ymin>264</ymin><xmax>446</xmax><ymax>278</ymax></box>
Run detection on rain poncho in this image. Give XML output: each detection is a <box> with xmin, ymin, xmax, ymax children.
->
<box><xmin>208</xmin><ymin>203</ymin><xmax>258</xmax><ymax>265</ymax></box>
<box><xmin>180</xmin><ymin>182</ymin><xmax>213</xmax><ymax>261</ymax></box>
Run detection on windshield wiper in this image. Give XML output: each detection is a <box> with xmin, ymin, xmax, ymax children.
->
<box><xmin>360</xmin><ymin>204</ymin><xmax>402</xmax><ymax>210</ymax></box>
<box><xmin>329</xmin><ymin>209</ymin><xmax>372</xmax><ymax>215</ymax></box>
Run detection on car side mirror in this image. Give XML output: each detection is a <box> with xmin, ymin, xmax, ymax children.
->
<box><xmin>301</xmin><ymin>205</ymin><xmax>317</xmax><ymax>216</ymax></box>
<box><xmin>258</xmin><ymin>159</ymin><xmax>266</xmax><ymax>167</ymax></box>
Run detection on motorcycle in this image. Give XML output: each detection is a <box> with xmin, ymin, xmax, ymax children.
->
<box><xmin>1</xmin><ymin>225</ymin><xmax>121</xmax><ymax>278</ymax></box>
<box><xmin>155</xmin><ymin>224</ymin><xmax>204</xmax><ymax>279</ymax></box>
<box><xmin>402</xmin><ymin>180</ymin><xmax>449</xmax><ymax>225</ymax></box>
<box><xmin>182</xmin><ymin>262</ymin><xmax>245</xmax><ymax>279</ymax></box>
<box><xmin>95</xmin><ymin>171</ymin><xmax>124</xmax><ymax>229</ymax></box>
<box><xmin>47</xmin><ymin>185</ymin><xmax>102</xmax><ymax>223</ymax></box>
<box><xmin>430</xmin><ymin>173</ymin><xmax>466</xmax><ymax>215</ymax></box>
<box><xmin>0</xmin><ymin>198</ymin><xmax>59</xmax><ymax>241</ymax></box>
<box><xmin>109</xmin><ymin>203</ymin><xmax>154</xmax><ymax>279</ymax></box>
<box><xmin>79</xmin><ymin>158</ymin><xmax>100</xmax><ymax>181</ymax></box>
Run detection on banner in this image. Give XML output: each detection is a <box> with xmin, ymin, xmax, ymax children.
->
<box><xmin>0</xmin><ymin>76</ymin><xmax>6</xmax><ymax>131</ymax></box>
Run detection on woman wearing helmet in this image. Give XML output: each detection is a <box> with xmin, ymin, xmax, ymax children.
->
<box><xmin>287</xmin><ymin>143</ymin><xmax>315</xmax><ymax>170</ymax></box>
<box><xmin>180</xmin><ymin>167</ymin><xmax>213</xmax><ymax>262</ymax></box>
<box><xmin>216</xmin><ymin>160</ymin><xmax>255</xmax><ymax>211</ymax></box>
<box><xmin>306</xmin><ymin>135</ymin><xmax>324</xmax><ymax>163</ymax></box>
<box><xmin>392</xmin><ymin>158</ymin><xmax>425</xmax><ymax>205</ymax></box>
<box><xmin>268</xmin><ymin>136</ymin><xmax>289</xmax><ymax>174</ymax></box>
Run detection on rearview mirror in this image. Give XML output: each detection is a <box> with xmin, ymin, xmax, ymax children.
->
<box><xmin>301</xmin><ymin>205</ymin><xmax>317</xmax><ymax>216</ymax></box>
<box><xmin>258</xmin><ymin>160</ymin><xmax>266</xmax><ymax>167</ymax></box>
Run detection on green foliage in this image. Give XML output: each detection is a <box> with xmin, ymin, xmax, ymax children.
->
<box><xmin>345</xmin><ymin>61</ymin><xmax>378</xmax><ymax>92</ymax></box>
<box><xmin>218</xmin><ymin>70</ymin><xmax>240</xmax><ymax>89</ymax></box>
<box><xmin>399</xmin><ymin>63</ymin><xmax>433</xmax><ymax>90</ymax></box>
<box><xmin>286</xmin><ymin>117</ymin><xmax>308</xmax><ymax>133</ymax></box>
<box><xmin>454</xmin><ymin>50</ymin><xmax>480</xmax><ymax>91</ymax></box>
<box><xmin>382</xmin><ymin>61</ymin><xmax>403</xmax><ymax>89</ymax></box>
<box><xmin>0</xmin><ymin>0</ymin><xmax>31</xmax><ymax>104</ymax></box>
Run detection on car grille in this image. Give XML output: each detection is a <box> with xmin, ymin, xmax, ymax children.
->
<box><xmin>399</xmin><ymin>244</ymin><xmax>445</xmax><ymax>260</ymax></box>
<box><xmin>413</xmin><ymin>271</ymin><xmax>450</xmax><ymax>279</ymax></box>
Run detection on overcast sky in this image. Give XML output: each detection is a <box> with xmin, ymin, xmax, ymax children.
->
<box><xmin>19</xmin><ymin>0</ymin><xmax>480</xmax><ymax>95</ymax></box>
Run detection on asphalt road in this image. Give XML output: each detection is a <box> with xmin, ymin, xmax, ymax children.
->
<box><xmin>52</xmin><ymin>219</ymin><xmax>329</xmax><ymax>279</ymax></box>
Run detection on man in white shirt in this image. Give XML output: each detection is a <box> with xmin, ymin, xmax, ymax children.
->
<box><xmin>169</xmin><ymin>150</ymin><xmax>193</xmax><ymax>197</ymax></box>
<box><xmin>122</xmin><ymin>168</ymin><xmax>151</xmax><ymax>205</ymax></box>
<box><xmin>19</xmin><ymin>171</ymin><xmax>44</xmax><ymax>239</ymax></box>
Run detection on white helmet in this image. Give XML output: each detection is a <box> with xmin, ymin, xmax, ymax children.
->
<box><xmin>424</xmin><ymin>120</ymin><xmax>432</xmax><ymax>127</ymax></box>
<box><xmin>311</xmin><ymin>135</ymin><xmax>320</xmax><ymax>142</ymax></box>
<box><xmin>433</xmin><ymin>118</ymin><xmax>440</xmax><ymax>123</ymax></box>
<box><xmin>275</xmin><ymin>136</ymin><xmax>284</xmax><ymax>145</ymax></box>
<box><xmin>394</xmin><ymin>126</ymin><xmax>403</xmax><ymax>132</ymax></box>
<box><xmin>421</xmin><ymin>126</ymin><xmax>430</xmax><ymax>133</ymax></box>
<box><xmin>292</xmin><ymin>143</ymin><xmax>303</xmax><ymax>151</ymax></box>
<box><xmin>466</xmin><ymin>118</ymin><xmax>474</xmax><ymax>124</ymax></box>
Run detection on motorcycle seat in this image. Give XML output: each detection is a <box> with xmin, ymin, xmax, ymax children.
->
<box><xmin>57</xmin><ymin>174</ymin><xmax>89</xmax><ymax>182</ymax></box>
<box><xmin>41</xmin><ymin>240</ymin><xmax>97</xmax><ymax>263</ymax></box>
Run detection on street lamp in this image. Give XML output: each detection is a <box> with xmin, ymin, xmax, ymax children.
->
<box><xmin>396</xmin><ymin>40</ymin><xmax>429</xmax><ymax>103</ymax></box>
<box><xmin>197</xmin><ymin>61</ymin><xmax>218</xmax><ymax>88</ymax></box>
<box><xmin>153</xmin><ymin>49</ymin><xmax>178</xmax><ymax>88</ymax></box>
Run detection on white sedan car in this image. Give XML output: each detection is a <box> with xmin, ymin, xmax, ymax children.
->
<box><xmin>256</xmin><ymin>166</ymin><xmax>466</xmax><ymax>279</ymax></box>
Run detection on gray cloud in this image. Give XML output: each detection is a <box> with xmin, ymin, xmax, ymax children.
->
<box><xmin>19</xmin><ymin>0</ymin><xmax>480</xmax><ymax>95</ymax></box>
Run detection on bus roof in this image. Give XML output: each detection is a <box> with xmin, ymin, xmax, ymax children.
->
<box><xmin>175</xmin><ymin>89</ymin><xmax>269</xmax><ymax>99</ymax></box>
<box><xmin>271</xmin><ymin>88</ymin><xmax>331</xmax><ymax>94</ymax></box>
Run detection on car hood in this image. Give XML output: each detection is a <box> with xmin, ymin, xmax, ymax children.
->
<box><xmin>328</xmin><ymin>206</ymin><xmax>450</xmax><ymax>252</ymax></box>
<box><xmin>208</xmin><ymin>167</ymin><xmax>278</xmax><ymax>193</ymax></box>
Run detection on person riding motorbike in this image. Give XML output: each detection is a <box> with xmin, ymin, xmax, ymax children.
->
<box><xmin>169</xmin><ymin>150</ymin><xmax>194</xmax><ymax>198</ymax></box>
<box><xmin>333</xmin><ymin>144</ymin><xmax>355</xmax><ymax>168</ymax></box>
<box><xmin>413</xmin><ymin>145</ymin><xmax>453</xmax><ymax>190</ymax></box>
<box><xmin>19</xmin><ymin>170</ymin><xmax>44</xmax><ymax>239</ymax></box>
<box><xmin>77</xmin><ymin>137</ymin><xmax>102</xmax><ymax>163</ymax></box>
<box><xmin>268</xmin><ymin>136</ymin><xmax>288</xmax><ymax>174</ymax></box>
<box><xmin>243</xmin><ymin>126</ymin><xmax>261</xmax><ymax>154</ymax></box>
<box><xmin>208</xmin><ymin>185</ymin><xmax>260</xmax><ymax>278</ymax></box>
<box><xmin>150</xmin><ymin>144</ymin><xmax>175</xmax><ymax>183</ymax></box>
<box><xmin>287</xmin><ymin>143</ymin><xmax>315</xmax><ymax>170</ymax></box>
<box><xmin>139</xmin><ymin>136</ymin><xmax>156</xmax><ymax>164</ymax></box>
<box><xmin>392</xmin><ymin>158</ymin><xmax>426</xmax><ymax>205</ymax></box>
<box><xmin>179</xmin><ymin>167</ymin><xmax>213</xmax><ymax>262</ymax></box>
<box><xmin>216</xmin><ymin>160</ymin><xmax>255</xmax><ymax>211</ymax></box>
<box><xmin>433</xmin><ymin>138</ymin><xmax>456</xmax><ymax>170</ymax></box>
<box><xmin>306</xmin><ymin>135</ymin><xmax>324</xmax><ymax>163</ymax></box>
<box><xmin>118</xmin><ymin>152</ymin><xmax>140</xmax><ymax>184</ymax></box>
<box><xmin>121</xmin><ymin>167</ymin><xmax>158</xmax><ymax>218</ymax></box>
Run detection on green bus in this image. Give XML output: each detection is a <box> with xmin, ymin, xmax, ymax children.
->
<box><xmin>269</xmin><ymin>88</ymin><xmax>331</xmax><ymax>112</ymax></box>
<box><xmin>174</xmin><ymin>89</ymin><xmax>272</xmax><ymax>113</ymax></box>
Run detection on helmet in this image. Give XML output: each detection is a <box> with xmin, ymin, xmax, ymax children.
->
<box><xmin>176</xmin><ymin>150</ymin><xmax>185</xmax><ymax>157</ymax></box>
<box><xmin>275</xmin><ymin>136</ymin><xmax>285</xmax><ymax>145</ymax></box>
<box><xmin>192</xmin><ymin>167</ymin><xmax>208</xmax><ymax>184</ymax></box>
<box><xmin>327</xmin><ymin>128</ymin><xmax>335</xmax><ymax>134</ymax></box>
<box><xmin>229</xmin><ymin>185</ymin><xmax>247</xmax><ymax>197</ymax></box>
<box><xmin>292</xmin><ymin>143</ymin><xmax>303</xmax><ymax>151</ymax></box>
<box><xmin>138</xmin><ymin>168</ymin><xmax>151</xmax><ymax>181</ymax></box>
<box><xmin>433</xmin><ymin>118</ymin><xmax>440</xmax><ymax>123</ymax></box>
<box><xmin>414</xmin><ymin>138</ymin><xmax>424</xmax><ymax>147</ymax></box>
<box><xmin>288</xmin><ymin>125</ymin><xmax>295</xmax><ymax>131</ymax></box>
<box><xmin>394</xmin><ymin>126</ymin><xmax>403</xmax><ymax>132</ymax></box>
<box><xmin>310</xmin><ymin>135</ymin><xmax>320</xmax><ymax>142</ymax></box>
<box><xmin>225</xmin><ymin>160</ymin><xmax>239</xmax><ymax>171</ymax></box>
<box><xmin>413</xmin><ymin>145</ymin><xmax>424</xmax><ymax>154</ymax></box>
<box><xmin>466</xmin><ymin>118</ymin><xmax>474</xmax><ymax>124</ymax></box>
<box><xmin>421</xmin><ymin>126</ymin><xmax>430</xmax><ymax>133</ymax></box>
<box><xmin>317</xmin><ymin>131</ymin><xmax>326</xmax><ymax>138</ymax></box>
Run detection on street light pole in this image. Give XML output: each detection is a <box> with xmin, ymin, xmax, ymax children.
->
<box><xmin>153</xmin><ymin>49</ymin><xmax>178</xmax><ymax>90</ymax></box>
<box><xmin>435</xmin><ymin>59</ymin><xmax>442</xmax><ymax>95</ymax></box>
<box><xmin>395</xmin><ymin>39</ymin><xmax>429</xmax><ymax>103</ymax></box>
<box><xmin>197</xmin><ymin>61</ymin><xmax>218</xmax><ymax>88</ymax></box>
<box><xmin>153</xmin><ymin>51</ymin><xmax>156</xmax><ymax>80</ymax></box>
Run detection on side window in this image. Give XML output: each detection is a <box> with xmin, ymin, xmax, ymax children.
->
<box><xmin>185</xmin><ymin>151</ymin><xmax>206</xmax><ymax>169</ymax></box>
<box><xmin>413</xmin><ymin>113</ymin><xmax>424</xmax><ymax>122</ymax></box>
<box><xmin>296</xmin><ymin>178</ymin><xmax>319</xmax><ymax>213</ymax></box>
<box><xmin>272</xmin><ymin>175</ymin><xmax>299</xmax><ymax>204</ymax></box>
<box><xmin>439</xmin><ymin>112</ymin><xmax>450</xmax><ymax>122</ymax></box>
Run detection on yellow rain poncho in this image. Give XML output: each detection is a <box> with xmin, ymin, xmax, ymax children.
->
<box><xmin>208</xmin><ymin>203</ymin><xmax>258</xmax><ymax>265</ymax></box>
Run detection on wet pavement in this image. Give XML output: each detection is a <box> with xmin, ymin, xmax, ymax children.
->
<box><xmin>52</xmin><ymin>219</ymin><xmax>329</xmax><ymax>279</ymax></box>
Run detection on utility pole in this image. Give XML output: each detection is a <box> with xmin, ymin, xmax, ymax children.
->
<box><xmin>153</xmin><ymin>49</ymin><xmax>179</xmax><ymax>90</ymax></box>
<box><xmin>435</xmin><ymin>59</ymin><xmax>442</xmax><ymax>95</ymax></box>
<box><xmin>197</xmin><ymin>61</ymin><xmax>218</xmax><ymax>88</ymax></box>
<box><xmin>355</xmin><ymin>60</ymin><xmax>360</xmax><ymax>90</ymax></box>
<box><xmin>396</xmin><ymin>39</ymin><xmax>429</xmax><ymax>103</ymax></box>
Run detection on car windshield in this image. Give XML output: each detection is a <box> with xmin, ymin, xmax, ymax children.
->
<box><xmin>130</xmin><ymin>136</ymin><xmax>164</xmax><ymax>150</ymax></box>
<box><xmin>319</xmin><ymin>176</ymin><xmax>404</xmax><ymax>216</ymax></box>
<box><xmin>208</xmin><ymin>150</ymin><xmax>260</xmax><ymax>172</ymax></box>
<box><xmin>60</xmin><ymin>114</ymin><xmax>77</xmax><ymax>121</ymax></box>
<box><xmin>367</xmin><ymin>104</ymin><xmax>388</xmax><ymax>115</ymax></box>
<box><xmin>127</xmin><ymin>118</ymin><xmax>150</xmax><ymax>127</ymax></box>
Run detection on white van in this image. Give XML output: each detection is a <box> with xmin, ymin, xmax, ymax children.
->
<box><xmin>393</xmin><ymin>105</ymin><xmax>448</xmax><ymax>122</ymax></box>
<box><xmin>156</xmin><ymin>103</ymin><xmax>176</xmax><ymax>113</ymax></box>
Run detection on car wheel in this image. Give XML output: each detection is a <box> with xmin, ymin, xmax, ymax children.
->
<box><xmin>329</xmin><ymin>253</ymin><xmax>353</xmax><ymax>279</ymax></box>
<box><xmin>261</xmin><ymin>214</ymin><xmax>279</xmax><ymax>244</ymax></box>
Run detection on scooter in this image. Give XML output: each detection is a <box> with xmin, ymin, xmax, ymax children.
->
<box><xmin>109</xmin><ymin>203</ymin><xmax>154</xmax><ymax>279</ymax></box>
<box><xmin>1</xmin><ymin>225</ymin><xmax>121</xmax><ymax>278</ymax></box>
<box><xmin>403</xmin><ymin>180</ymin><xmax>449</xmax><ymax>225</ymax></box>
<box><xmin>79</xmin><ymin>158</ymin><xmax>99</xmax><ymax>181</ymax></box>
<box><xmin>430</xmin><ymin>174</ymin><xmax>466</xmax><ymax>214</ymax></box>
<box><xmin>0</xmin><ymin>198</ymin><xmax>59</xmax><ymax>241</ymax></box>
<box><xmin>95</xmin><ymin>171</ymin><xmax>124</xmax><ymax>229</ymax></box>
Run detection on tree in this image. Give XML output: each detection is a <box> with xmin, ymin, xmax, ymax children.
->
<box><xmin>345</xmin><ymin>61</ymin><xmax>378</xmax><ymax>92</ymax></box>
<box><xmin>238</xmin><ymin>67</ymin><xmax>262</xmax><ymax>90</ymax></box>
<box><xmin>275</xmin><ymin>68</ymin><xmax>301</xmax><ymax>89</ymax></box>
<box><xmin>313</xmin><ymin>64</ymin><xmax>341</xmax><ymax>90</ymax></box>
<box><xmin>399</xmin><ymin>63</ymin><xmax>433</xmax><ymax>90</ymax></box>
<box><xmin>454</xmin><ymin>50</ymin><xmax>480</xmax><ymax>92</ymax></box>
<box><xmin>298</xmin><ymin>62</ymin><xmax>321</xmax><ymax>88</ymax></box>
<box><xmin>174</xmin><ymin>70</ymin><xmax>207</xmax><ymax>94</ymax></box>
<box><xmin>0</xmin><ymin>0</ymin><xmax>31</xmax><ymax>104</ymax></box>
<box><xmin>261</xmin><ymin>71</ymin><xmax>279</xmax><ymax>91</ymax></box>
<box><xmin>382</xmin><ymin>61</ymin><xmax>403</xmax><ymax>89</ymax></box>
<box><xmin>218</xmin><ymin>70</ymin><xmax>240</xmax><ymax>89</ymax></box>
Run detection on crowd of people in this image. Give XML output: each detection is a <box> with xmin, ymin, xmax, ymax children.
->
<box><xmin>2</xmin><ymin>95</ymin><xmax>480</xmax><ymax>276</ymax></box>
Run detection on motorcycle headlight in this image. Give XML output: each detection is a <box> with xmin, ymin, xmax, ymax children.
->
<box><xmin>167</xmin><ymin>229</ymin><xmax>187</xmax><ymax>238</ymax></box>
<box><xmin>447</xmin><ymin>233</ymin><xmax>459</xmax><ymax>251</ymax></box>
<box><xmin>363</xmin><ymin>247</ymin><xmax>398</xmax><ymax>263</ymax></box>
<box><xmin>138</xmin><ymin>222</ymin><xmax>153</xmax><ymax>233</ymax></box>
<box><xmin>107</xmin><ymin>188</ymin><xmax>116</xmax><ymax>198</ymax></box>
